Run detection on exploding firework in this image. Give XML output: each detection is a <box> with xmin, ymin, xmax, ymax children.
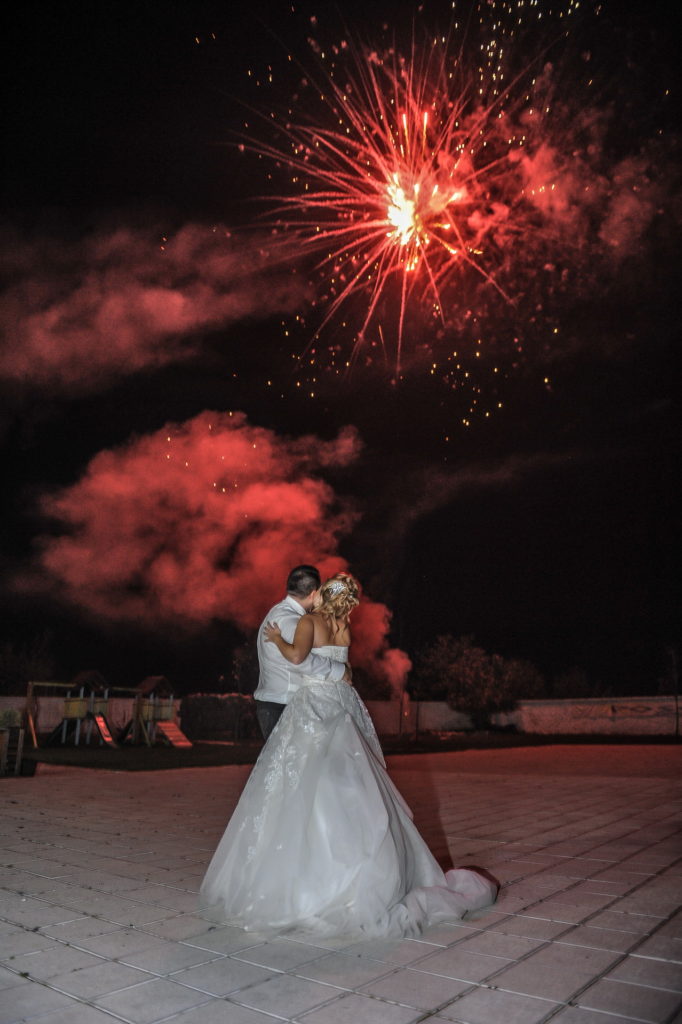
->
<box><xmin>236</xmin><ymin>0</ymin><xmax>673</xmax><ymax>435</ymax></box>
<box><xmin>243</xmin><ymin>0</ymin><xmax>589</xmax><ymax>372</ymax></box>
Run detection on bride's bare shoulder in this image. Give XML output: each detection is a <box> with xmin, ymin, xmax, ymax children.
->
<box><xmin>334</xmin><ymin>619</ymin><xmax>351</xmax><ymax>647</ymax></box>
<box><xmin>308</xmin><ymin>611</ymin><xmax>333</xmax><ymax>645</ymax></box>
<box><xmin>308</xmin><ymin>612</ymin><xmax>350</xmax><ymax>647</ymax></box>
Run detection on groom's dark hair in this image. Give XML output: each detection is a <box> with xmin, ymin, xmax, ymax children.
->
<box><xmin>287</xmin><ymin>564</ymin><xmax>321</xmax><ymax>598</ymax></box>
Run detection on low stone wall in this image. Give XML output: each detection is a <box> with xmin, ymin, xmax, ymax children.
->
<box><xmin>367</xmin><ymin>696</ymin><xmax>679</xmax><ymax>736</ymax></box>
<box><xmin>497</xmin><ymin>695</ymin><xmax>679</xmax><ymax>736</ymax></box>
<box><xmin>1</xmin><ymin>693</ymin><xmax>678</xmax><ymax>738</ymax></box>
<box><xmin>372</xmin><ymin>695</ymin><xmax>678</xmax><ymax>736</ymax></box>
<box><xmin>364</xmin><ymin>700</ymin><xmax>471</xmax><ymax>735</ymax></box>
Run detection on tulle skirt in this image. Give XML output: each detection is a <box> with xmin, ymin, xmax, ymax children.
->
<box><xmin>200</xmin><ymin>678</ymin><xmax>496</xmax><ymax>937</ymax></box>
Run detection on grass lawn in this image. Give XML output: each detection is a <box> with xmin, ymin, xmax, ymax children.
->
<box><xmin>18</xmin><ymin>731</ymin><xmax>679</xmax><ymax>772</ymax></box>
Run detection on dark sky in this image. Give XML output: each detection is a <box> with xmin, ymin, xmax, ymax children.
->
<box><xmin>1</xmin><ymin>0</ymin><xmax>679</xmax><ymax>694</ymax></box>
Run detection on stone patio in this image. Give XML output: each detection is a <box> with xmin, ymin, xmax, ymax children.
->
<box><xmin>1</xmin><ymin>745</ymin><xmax>681</xmax><ymax>1024</ymax></box>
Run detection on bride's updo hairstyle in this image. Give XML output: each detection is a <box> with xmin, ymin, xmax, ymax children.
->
<box><xmin>318</xmin><ymin>572</ymin><xmax>360</xmax><ymax>622</ymax></box>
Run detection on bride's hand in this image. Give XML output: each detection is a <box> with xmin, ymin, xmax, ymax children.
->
<box><xmin>263</xmin><ymin>621</ymin><xmax>281</xmax><ymax>643</ymax></box>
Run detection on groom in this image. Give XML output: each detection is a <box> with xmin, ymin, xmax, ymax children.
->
<box><xmin>254</xmin><ymin>564</ymin><xmax>349</xmax><ymax>739</ymax></box>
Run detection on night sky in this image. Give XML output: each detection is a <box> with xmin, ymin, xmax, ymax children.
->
<box><xmin>1</xmin><ymin>0</ymin><xmax>679</xmax><ymax>695</ymax></box>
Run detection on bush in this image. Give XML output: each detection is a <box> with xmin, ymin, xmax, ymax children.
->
<box><xmin>0</xmin><ymin>708</ymin><xmax>22</xmax><ymax>729</ymax></box>
<box><xmin>181</xmin><ymin>694</ymin><xmax>259</xmax><ymax>740</ymax></box>
<box><xmin>230</xmin><ymin>640</ymin><xmax>260</xmax><ymax>695</ymax></box>
<box><xmin>412</xmin><ymin>634</ymin><xmax>546</xmax><ymax>729</ymax></box>
<box><xmin>0</xmin><ymin>632</ymin><xmax>54</xmax><ymax>696</ymax></box>
<box><xmin>351</xmin><ymin>666</ymin><xmax>393</xmax><ymax>701</ymax></box>
<box><xmin>551</xmin><ymin>667</ymin><xmax>593</xmax><ymax>699</ymax></box>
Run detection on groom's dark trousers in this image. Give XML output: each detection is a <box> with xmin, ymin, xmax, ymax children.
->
<box><xmin>255</xmin><ymin>700</ymin><xmax>285</xmax><ymax>740</ymax></box>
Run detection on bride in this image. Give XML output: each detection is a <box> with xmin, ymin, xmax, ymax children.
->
<box><xmin>199</xmin><ymin>572</ymin><xmax>497</xmax><ymax>937</ymax></box>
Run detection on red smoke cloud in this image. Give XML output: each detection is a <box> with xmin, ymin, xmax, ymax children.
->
<box><xmin>510</xmin><ymin>75</ymin><xmax>676</xmax><ymax>268</ymax></box>
<box><xmin>32</xmin><ymin>411</ymin><xmax>410</xmax><ymax>694</ymax></box>
<box><xmin>0</xmin><ymin>222</ymin><xmax>308</xmax><ymax>392</ymax></box>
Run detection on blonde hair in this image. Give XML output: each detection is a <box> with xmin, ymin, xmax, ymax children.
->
<box><xmin>318</xmin><ymin>572</ymin><xmax>360</xmax><ymax>626</ymax></box>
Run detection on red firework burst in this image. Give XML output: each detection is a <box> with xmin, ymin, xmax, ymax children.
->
<box><xmin>244</xmin><ymin>2</ymin><xmax>587</xmax><ymax>371</ymax></box>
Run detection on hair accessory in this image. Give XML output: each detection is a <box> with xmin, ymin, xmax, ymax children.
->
<box><xmin>326</xmin><ymin>579</ymin><xmax>346</xmax><ymax>596</ymax></box>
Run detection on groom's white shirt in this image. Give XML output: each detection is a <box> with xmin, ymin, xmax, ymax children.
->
<box><xmin>254</xmin><ymin>594</ymin><xmax>346</xmax><ymax>704</ymax></box>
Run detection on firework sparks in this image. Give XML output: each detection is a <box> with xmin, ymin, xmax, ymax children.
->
<box><xmin>237</xmin><ymin>0</ymin><xmax>671</xmax><ymax>424</ymax></box>
<box><xmin>244</xmin><ymin>2</ymin><xmax>586</xmax><ymax>371</ymax></box>
<box><xmin>255</xmin><ymin>47</ymin><xmax>508</xmax><ymax>369</ymax></box>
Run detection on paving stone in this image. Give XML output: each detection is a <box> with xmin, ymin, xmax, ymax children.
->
<box><xmin>139</xmin><ymin>914</ymin><xmax>220</xmax><ymax>941</ymax></box>
<box><xmin>524</xmin><ymin>899</ymin><xmax>602</xmax><ymax>925</ymax></box>
<box><xmin>169</xmin><ymin>957</ymin><xmax>274</xmax><ymax>996</ymax></box>
<box><xmin>485</xmin><ymin>915</ymin><xmax>569</xmax><ymax>940</ymax></box>
<box><xmin>437</xmin><ymin>986</ymin><xmax>559</xmax><ymax>1023</ymax></box>
<box><xmin>450</xmin><ymin>929</ymin><xmax>546</xmax><ymax>960</ymax></box>
<box><xmin>299</xmin><ymin>991</ymin><xmax>422</xmax><ymax>1023</ymax></box>
<box><xmin>48</xmin><ymin>957</ymin><xmax>152</xmax><ymax>997</ymax></box>
<box><xmin>0</xmin><ymin>895</ymin><xmax>82</xmax><ymax>929</ymax></box>
<box><xmin>516</xmin><ymin>942</ymin><xmax>622</xmax><ymax>974</ymax></box>
<box><xmin>230</xmin><ymin>971</ymin><xmax>339</xmax><ymax>1016</ymax></box>
<box><xmin>492</xmin><ymin>960</ymin><xmax>596</xmax><ymax>1002</ymax></box>
<box><xmin>236</xmin><ymin>937</ymin><xmax>327</xmax><ymax>972</ymax></box>
<box><xmin>359</xmin><ymin>966</ymin><xmax>471</xmax><ymax>1009</ymax></box>
<box><xmin>95</xmin><ymin>977</ymin><xmax>211</xmax><ymax>1022</ymax></box>
<box><xmin>549</xmin><ymin>1009</ymin><xmax>646</xmax><ymax>1024</ymax></box>
<box><xmin>0</xmin><ymin>963</ymin><xmax>29</xmax><ymax>990</ymax></box>
<box><xmin>4</xmin><ymin>943</ymin><xmax>103</xmax><ymax>980</ymax></box>
<box><xmin>0</xmin><ymin>925</ymin><xmax>57</xmax><ymax>958</ymax></box>
<box><xmin>295</xmin><ymin>951</ymin><xmax>396</xmax><ymax>989</ymax></box>
<box><xmin>588</xmin><ymin>910</ymin><xmax>663</xmax><ymax>935</ymax></box>
<box><xmin>633</xmin><ymin>932</ymin><xmax>682</xmax><ymax>962</ymax></box>
<box><xmin>607</xmin><ymin>954</ymin><xmax>682</xmax><ymax>992</ymax></box>
<box><xmin>339</xmin><ymin>937</ymin><xmax>441</xmax><ymax>965</ymax></box>
<box><xmin>39</xmin><ymin>916</ymin><xmax>123</xmax><ymax>941</ymax></box>
<box><xmin>20</xmin><ymin>1005</ymin><xmax>124</xmax><ymax>1024</ymax></box>
<box><xmin>409</xmin><ymin>946</ymin><xmax>510</xmax><ymax>982</ymax></box>
<box><xmin>557</xmin><ymin>925</ymin><xmax>641</xmax><ymax>954</ymax></box>
<box><xmin>183</xmin><ymin>924</ymin><xmax>268</xmax><ymax>954</ymax></box>
<box><xmin>72</xmin><ymin>926</ymin><xmax>173</xmax><ymax>959</ymax></box>
<box><xmin>168</xmin><ymin>1002</ymin><xmax>284</xmax><ymax>1024</ymax></box>
<box><xmin>119</xmin><ymin>938</ymin><xmax>219</xmax><ymax>974</ymax></box>
<box><xmin>576</xmin><ymin>978</ymin><xmax>682</xmax><ymax>1022</ymax></box>
<box><xmin>0</xmin><ymin>980</ymin><xmax>77</xmax><ymax>1024</ymax></box>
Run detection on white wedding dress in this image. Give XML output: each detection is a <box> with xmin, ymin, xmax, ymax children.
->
<box><xmin>200</xmin><ymin>647</ymin><xmax>496</xmax><ymax>937</ymax></box>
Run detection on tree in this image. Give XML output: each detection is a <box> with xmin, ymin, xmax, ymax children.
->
<box><xmin>551</xmin><ymin>667</ymin><xmax>593</xmax><ymax>699</ymax></box>
<box><xmin>503</xmin><ymin>657</ymin><xmax>545</xmax><ymax>702</ymax></box>
<box><xmin>0</xmin><ymin>632</ymin><xmax>54</xmax><ymax>696</ymax></box>
<box><xmin>413</xmin><ymin>634</ymin><xmax>546</xmax><ymax>729</ymax></box>
<box><xmin>231</xmin><ymin>640</ymin><xmax>259</xmax><ymax>695</ymax></box>
<box><xmin>351</xmin><ymin>666</ymin><xmax>393</xmax><ymax>701</ymax></box>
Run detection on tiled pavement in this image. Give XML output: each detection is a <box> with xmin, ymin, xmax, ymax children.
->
<box><xmin>1</xmin><ymin>745</ymin><xmax>681</xmax><ymax>1024</ymax></box>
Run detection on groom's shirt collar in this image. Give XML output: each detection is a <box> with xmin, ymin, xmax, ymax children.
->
<box><xmin>284</xmin><ymin>594</ymin><xmax>306</xmax><ymax>615</ymax></box>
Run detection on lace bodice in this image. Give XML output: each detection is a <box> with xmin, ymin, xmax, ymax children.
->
<box><xmin>311</xmin><ymin>645</ymin><xmax>348</xmax><ymax>662</ymax></box>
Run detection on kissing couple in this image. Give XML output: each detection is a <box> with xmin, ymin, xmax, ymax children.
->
<box><xmin>200</xmin><ymin>564</ymin><xmax>497</xmax><ymax>937</ymax></box>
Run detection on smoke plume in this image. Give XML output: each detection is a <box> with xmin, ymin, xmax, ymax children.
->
<box><xmin>28</xmin><ymin>410</ymin><xmax>410</xmax><ymax>694</ymax></box>
<box><xmin>0</xmin><ymin>221</ymin><xmax>308</xmax><ymax>393</ymax></box>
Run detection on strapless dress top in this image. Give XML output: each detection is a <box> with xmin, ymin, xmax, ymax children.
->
<box><xmin>311</xmin><ymin>645</ymin><xmax>348</xmax><ymax>661</ymax></box>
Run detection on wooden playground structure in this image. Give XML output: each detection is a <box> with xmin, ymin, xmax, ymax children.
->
<box><xmin>24</xmin><ymin>672</ymin><xmax>192</xmax><ymax>750</ymax></box>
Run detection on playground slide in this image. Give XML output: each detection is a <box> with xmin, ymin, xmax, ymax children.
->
<box><xmin>92</xmin><ymin>714</ymin><xmax>117</xmax><ymax>747</ymax></box>
<box><xmin>156</xmin><ymin>721</ymin><xmax>193</xmax><ymax>748</ymax></box>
